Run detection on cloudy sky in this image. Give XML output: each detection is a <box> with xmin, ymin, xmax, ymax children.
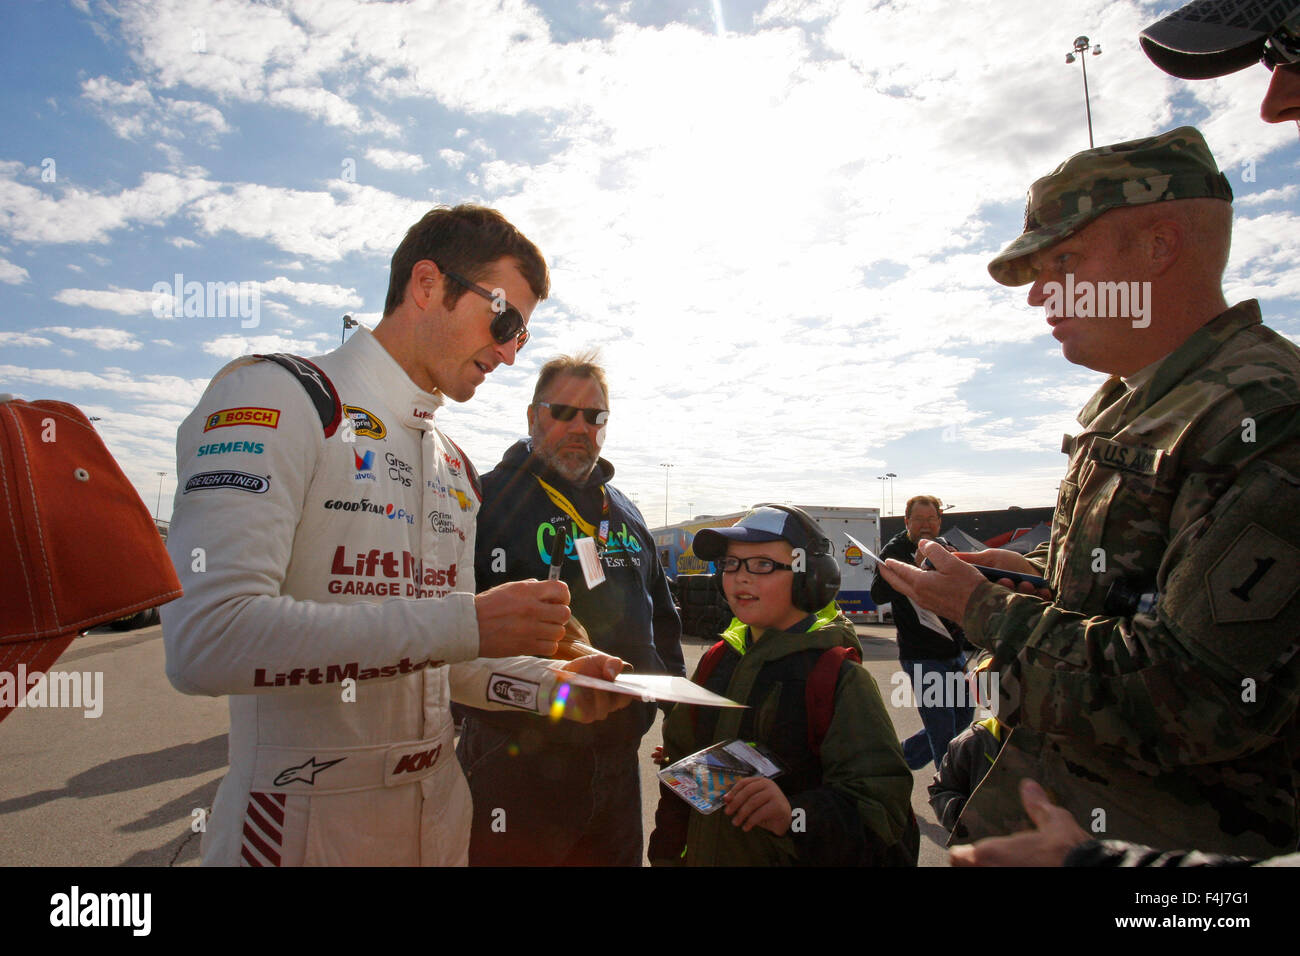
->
<box><xmin>2</xmin><ymin>0</ymin><xmax>1297</xmax><ymax>526</ymax></box>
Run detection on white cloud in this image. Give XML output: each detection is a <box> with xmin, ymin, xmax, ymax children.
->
<box><xmin>1235</xmin><ymin>184</ymin><xmax>1299</xmax><ymax>207</ymax></box>
<box><xmin>0</xmin><ymin>166</ymin><xmax>218</xmax><ymax>244</ymax></box>
<box><xmin>0</xmin><ymin>365</ymin><xmax>209</xmax><ymax>405</ymax></box>
<box><xmin>0</xmin><ymin>257</ymin><xmax>29</xmax><ymax>284</ymax></box>
<box><xmin>185</xmin><ymin>180</ymin><xmax>430</xmax><ymax>261</ymax></box>
<box><xmin>0</xmin><ymin>332</ymin><xmax>53</xmax><ymax>348</ymax></box>
<box><xmin>80</xmin><ymin>75</ymin><xmax>230</xmax><ymax>141</ymax></box>
<box><xmin>366</xmin><ymin>148</ymin><xmax>428</xmax><ymax>172</ymax></box>
<box><xmin>259</xmin><ymin>275</ymin><xmax>362</xmax><ymax>308</ymax></box>
<box><xmin>201</xmin><ymin>333</ymin><xmax>335</xmax><ymax>359</ymax></box>
<box><xmin>52</xmin><ymin>286</ymin><xmax>160</xmax><ymax>316</ymax></box>
<box><xmin>438</xmin><ymin>149</ymin><xmax>466</xmax><ymax>170</ymax></box>
<box><xmin>38</xmin><ymin>326</ymin><xmax>144</xmax><ymax>351</ymax></box>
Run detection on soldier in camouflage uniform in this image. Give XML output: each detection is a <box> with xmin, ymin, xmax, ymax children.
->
<box><xmin>880</xmin><ymin>126</ymin><xmax>1300</xmax><ymax>858</ymax></box>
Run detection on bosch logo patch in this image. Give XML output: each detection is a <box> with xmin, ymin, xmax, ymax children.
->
<box><xmin>204</xmin><ymin>407</ymin><xmax>280</xmax><ymax>431</ymax></box>
<box><xmin>183</xmin><ymin>470</ymin><xmax>270</xmax><ymax>494</ymax></box>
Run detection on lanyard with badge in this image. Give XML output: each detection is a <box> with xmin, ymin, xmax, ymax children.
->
<box><xmin>531</xmin><ymin>473</ymin><xmax>610</xmax><ymax>554</ymax></box>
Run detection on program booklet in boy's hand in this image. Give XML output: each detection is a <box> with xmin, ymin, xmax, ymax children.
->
<box><xmin>658</xmin><ymin>740</ymin><xmax>787</xmax><ymax>814</ymax></box>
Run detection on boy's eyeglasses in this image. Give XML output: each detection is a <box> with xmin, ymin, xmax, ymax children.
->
<box><xmin>534</xmin><ymin>402</ymin><xmax>609</xmax><ymax>426</ymax></box>
<box><xmin>718</xmin><ymin>556</ymin><xmax>793</xmax><ymax>574</ymax></box>
<box><xmin>1261</xmin><ymin>22</ymin><xmax>1300</xmax><ymax>71</ymax></box>
<box><xmin>440</xmin><ymin>268</ymin><xmax>529</xmax><ymax>350</ymax></box>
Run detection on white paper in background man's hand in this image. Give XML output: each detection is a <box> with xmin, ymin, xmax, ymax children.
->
<box><xmin>845</xmin><ymin>532</ymin><xmax>951</xmax><ymax>638</ymax></box>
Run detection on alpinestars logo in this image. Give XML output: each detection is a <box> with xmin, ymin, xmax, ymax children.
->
<box><xmin>273</xmin><ymin>756</ymin><xmax>345</xmax><ymax>786</ymax></box>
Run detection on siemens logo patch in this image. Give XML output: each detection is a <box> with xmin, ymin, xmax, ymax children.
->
<box><xmin>183</xmin><ymin>470</ymin><xmax>270</xmax><ymax>494</ymax></box>
<box><xmin>197</xmin><ymin>441</ymin><xmax>265</xmax><ymax>456</ymax></box>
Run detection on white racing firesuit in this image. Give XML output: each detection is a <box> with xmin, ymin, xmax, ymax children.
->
<box><xmin>163</xmin><ymin>328</ymin><xmax>566</xmax><ymax>866</ymax></box>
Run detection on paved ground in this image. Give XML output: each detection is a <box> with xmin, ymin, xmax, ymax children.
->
<box><xmin>0</xmin><ymin>621</ymin><xmax>953</xmax><ymax>866</ymax></box>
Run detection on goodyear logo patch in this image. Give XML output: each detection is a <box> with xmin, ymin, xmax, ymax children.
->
<box><xmin>204</xmin><ymin>407</ymin><xmax>281</xmax><ymax>431</ymax></box>
<box><xmin>343</xmin><ymin>405</ymin><xmax>386</xmax><ymax>439</ymax></box>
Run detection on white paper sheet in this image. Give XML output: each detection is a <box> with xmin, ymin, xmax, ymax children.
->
<box><xmin>552</xmin><ymin>670</ymin><xmax>746</xmax><ymax>707</ymax></box>
<box><xmin>846</xmin><ymin>532</ymin><xmax>951</xmax><ymax>638</ymax></box>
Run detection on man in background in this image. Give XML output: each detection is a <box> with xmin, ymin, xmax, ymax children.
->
<box><xmin>870</xmin><ymin>494</ymin><xmax>971</xmax><ymax>771</ymax></box>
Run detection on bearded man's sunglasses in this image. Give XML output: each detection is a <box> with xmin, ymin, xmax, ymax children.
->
<box><xmin>534</xmin><ymin>402</ymin><xmax>609</xmax><ymax>426</ymax></box>
<box><xmin>440</xmin><ymin>268</ymin><xmax>529</xmax><ymax>350</ymax></box>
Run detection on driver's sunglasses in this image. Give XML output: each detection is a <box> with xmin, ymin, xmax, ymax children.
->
<box><xmin>1261</xmin><ymin>21</ymin><xmax>1300</xmax><ymax>71</ymax></box>
<box><xmin>534</xmin><ymin>402</ymin><xmax>608</xmax><ymax>426</ymax></box>
<box><xmin>719</xmin><ymin>556</ymin><xmax>793</xmax><ymax>575</ymax></box>
<box><xmin>441</xmin><ymin>269</ymin><xmax>529</xmax><ymax>350</ymax></box>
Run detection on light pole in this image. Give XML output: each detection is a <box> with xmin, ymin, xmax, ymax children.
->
<box><xmin>1064</xmin><ymin>35</ymin><xmax>1102</xmax><ymax>148</ymax></box>
<box><xmin>660</xmin><ymin>463</ymin><xmax>674</xmax><ymax>526</ymax></box>
<box><xmin>876</xmin><ymin>472</ymin><xmax>897</xmax><ymax>515</ymax></box>
<box><xmin>341</xmin><ymin>313</ymin><xmax>358</xmax><ymax>344</ymax></box>
<box><xmin>155</xmin><ymin>471</ymin><xmax>166</xmax><ymax>520</ymax></box>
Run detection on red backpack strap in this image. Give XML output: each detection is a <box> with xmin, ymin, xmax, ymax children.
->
<box><xmin>806</xmin><ymin>645</ymin><xmax>861</xmax><ymax>758</ymax></box>
<box><xmin>690</xmin><ymin>640</ymin><xmax>729</xmax><ymax>737</ymax></box>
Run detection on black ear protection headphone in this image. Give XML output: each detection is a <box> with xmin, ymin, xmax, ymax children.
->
<box><xmin>712</xmin><ymin>504</ymin><xmax>841</xmax><ymax>614</ymax></box>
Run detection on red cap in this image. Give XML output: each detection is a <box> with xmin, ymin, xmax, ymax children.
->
<box><xmin>0</xmin><ymin>396</ymin><xmax>182</xmax><ymax>723</ymax></box>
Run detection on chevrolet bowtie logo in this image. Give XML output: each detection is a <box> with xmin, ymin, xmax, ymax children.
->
<box><xmin>273</xmin><ymin>756</ymin><xmax>345</xmax><ymax>786</ymax></box>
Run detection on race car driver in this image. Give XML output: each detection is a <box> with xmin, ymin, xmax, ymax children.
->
<box><xmin>163</xmin><ymin>205</ymin><xmax>627</xmax><ymax>866</ymax></box>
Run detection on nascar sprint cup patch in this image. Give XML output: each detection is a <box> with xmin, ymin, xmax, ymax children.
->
<box><xmin>487</xmin><ymin>674</ymin><xmax>540</xmax><ymax>710</ymax></box>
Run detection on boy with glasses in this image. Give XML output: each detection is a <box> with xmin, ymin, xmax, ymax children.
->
<box><xmin>648</xmin><ymin>506</ymin><xmax>915</xmax><ymax>866</ymax></box>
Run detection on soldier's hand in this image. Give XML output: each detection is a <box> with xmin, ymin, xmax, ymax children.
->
<box><xmin>474</xmin><ymin>579</ymin><xmax>570</xmax><ymax>658</ymax></box>
<box><xmin>955</xmin><ymin>548</ymin><xmax>1053</xmax><ymax>600</ymax></box>
<box><xmin>549</xmin><ymin>652</ymin><xmax>632</xmax><ymax>723</ymax></box>
<box><xmin>948</xmin><ymin>779</ymin><xmax>1090</xmax><ymax>867</ymax></box>
<box><xmin>881</xmin><ymin>538</ymin><xmax>987</xmax><ymax>622</ymax></box>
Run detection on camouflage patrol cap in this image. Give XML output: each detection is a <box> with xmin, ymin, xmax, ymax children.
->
<box><xmin>1140</xmin><ymin>0</ymin><xmax>1300</xmax><ymax>79</ymax></box>
<box><xmin>987</xmin><ymin>126</ymin><xmax>1233</xmax><ymax>287</ymax></box>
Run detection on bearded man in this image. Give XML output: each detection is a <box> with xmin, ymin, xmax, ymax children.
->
<box><xmin>456</xmin><ymin>351</ymin><xmax>684</xmax><ymax>866</ymax></box>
